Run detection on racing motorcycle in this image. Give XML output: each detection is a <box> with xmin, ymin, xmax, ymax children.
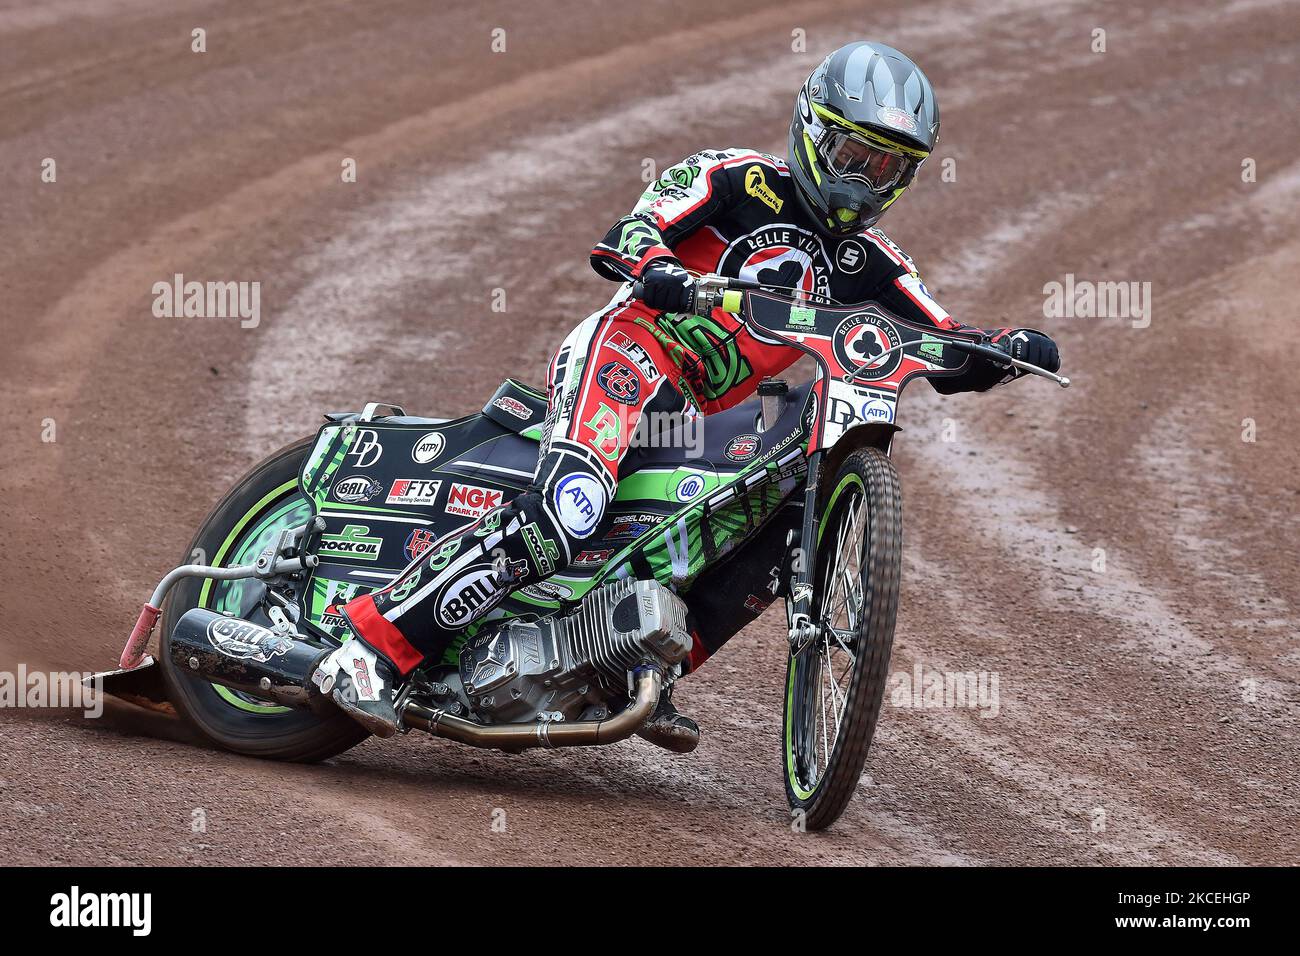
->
<box><xmin>97</xmin><ymin>274</ymin><xmax>1068</xmax><ymax>831</ymax></box>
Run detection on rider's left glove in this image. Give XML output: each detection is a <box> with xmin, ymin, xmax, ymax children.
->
<box><xmin>996</xmin><ymin>328</ymin><xmax>1060</xmax><ymax>373</ymax></box>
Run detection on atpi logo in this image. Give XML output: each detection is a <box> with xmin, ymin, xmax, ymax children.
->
<box><xmin>553</xmin><ymin>472</ymin><xmax>606</xmax><ymax>539</ymax></box>
<box><xmin>411</xmin><ymin>431</ymin><xmax>445</xmax><ymax>464</ymax></box>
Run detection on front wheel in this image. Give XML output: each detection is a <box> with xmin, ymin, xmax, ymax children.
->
<box><xmin>158</xmin><ymin>437</ymin><xmax>369</xmax><ymax>762</ymax></box>
<box><xmin>782</xmin><ymin>447</ymin><xmax>902</xmax><ymax>830</ymax></box>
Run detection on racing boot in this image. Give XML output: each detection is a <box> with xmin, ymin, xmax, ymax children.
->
<box><xmin>635</xmin><ymin>684</ymin><xmax>700</xmax><ymax>754</ymax></box>
<box><xmin>311</xmin><ymin>634</ymin><xmax>400</xmax><ymax>738</ymax></box>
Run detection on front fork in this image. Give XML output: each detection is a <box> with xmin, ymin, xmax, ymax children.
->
<box><xmin>786</xmin><ymin>450</ymin><xmax>822</xmax><ymax>655</ymax></box>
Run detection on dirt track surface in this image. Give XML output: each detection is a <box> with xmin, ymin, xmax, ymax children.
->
<box><xmin>2</xmin><ymin>0</ymin><xmax>1298</xmax><ymax>866</ymax></box>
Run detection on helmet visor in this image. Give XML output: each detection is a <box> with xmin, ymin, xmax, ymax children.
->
<box><xmin>817</xmin><ymin>130</ymin><xmax>914</xmax><ymax>193</ymax></box>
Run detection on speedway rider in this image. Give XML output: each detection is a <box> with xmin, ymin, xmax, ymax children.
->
<box><xmin>313</xmin><ymin>41</ymin><xmax>1061</xmax><ymax>748</ymax></box>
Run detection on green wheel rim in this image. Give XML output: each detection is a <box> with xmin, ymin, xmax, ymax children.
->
<box><xmin>785</xmin><ymin>471</ymin><xmax>865</xmax><ymax>800</ymax></box>
<box><xmin>197</xmin><ymin>480</ymin><xmax>313</xmax><ymax>715</ymax></box>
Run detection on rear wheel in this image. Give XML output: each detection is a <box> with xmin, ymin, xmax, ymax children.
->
<box><xmin>782</xmin><ymin>447</ymin><xmax>901</xmax><ymax>830</ymax></box>
<box><xmin>158</xmin><ymin>437</ymin><xmax>369</xmax><ymax>762</ymax></box>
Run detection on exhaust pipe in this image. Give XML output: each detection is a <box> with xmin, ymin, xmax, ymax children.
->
<box><xmin>400</xmin><ymin>664</ymin><xmax>663</xmax><ymax>751</ymax></box>
<box><xmin>169</xmin><ymin>608</ymin><xmax>327</xmax><ymax>710</ymax></box>
<box><xmin>171</xmin><ymin>607</ymin><xmax>665</xmax><ymax>751</ymax></box>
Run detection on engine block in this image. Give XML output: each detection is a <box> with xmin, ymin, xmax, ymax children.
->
<box><xmin>458</xmin><ymin>578</ymin><xmax>691</xmax><ymax>724</ymax></box>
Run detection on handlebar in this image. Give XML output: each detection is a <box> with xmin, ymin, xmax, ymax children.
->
<box><xmin>629</xmin><ymin>272</ymin><xmax>1070</xmax><ymax>388</ymax></box>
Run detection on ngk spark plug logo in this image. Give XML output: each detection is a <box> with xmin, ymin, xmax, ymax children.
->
<box><xmin>445</xmin><ymin>483</ymin><xmax>503</xmax><ymax>519</ymax></box>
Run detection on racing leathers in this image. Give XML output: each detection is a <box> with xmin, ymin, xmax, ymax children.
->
<box><xmin>329</xmin><ymin>148</ymin><xmax>1043</xmax><ymax>708</ymax></box>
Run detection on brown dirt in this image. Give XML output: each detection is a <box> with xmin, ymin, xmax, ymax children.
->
<box><xmin>1</xmin><ymin>0</ymin><xmax>1297</xmax><ymax>865</ymax></box>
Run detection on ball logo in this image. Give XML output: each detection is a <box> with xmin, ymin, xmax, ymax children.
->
<box><xmin>411</xmin><ymin>432</ymin><xmax>445</xmax><ymax>464</ymax></box>
<box><xmin>675</xmin><ymin>474</ymin><xmax>706</xmax><ymax>501</ymax></box>
<box><xmin>206</xmin><ymin>617</ymin><xmax>294</xmax><ymax>663</ymax></box>
<box><xmin>436</xmin><ymin>565</ymin><xmax>500</xmax><ymax>628</ymax></box>
<box><xmin>553</xmin><ymin>473</ymin><xmax>606</xmax><ymax>539</ymax></box>
<box><xmin>333</xmin><ymin>475</ymin><xmax>383</xmax><ymax>503</ymax></box>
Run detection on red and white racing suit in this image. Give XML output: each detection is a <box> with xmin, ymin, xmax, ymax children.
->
<box><xmin>341</xmin><ymin>148</ymin><xmax>1009</xmax><ymax>675</ymax></box>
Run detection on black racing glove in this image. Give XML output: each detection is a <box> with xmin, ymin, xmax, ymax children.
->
<box><xmin>638</xmin><ymin>259</ymin><xmax>695</xmax><ymax>313</ymax></box>
<box><xmin>995</xmin><ymin>328</ymin><xmax>1060</xmax><ymax>374</ymax></box>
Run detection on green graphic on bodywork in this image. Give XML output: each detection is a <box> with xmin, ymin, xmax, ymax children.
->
<box><xmin>597</xmin><ymin>458</ymin><xmax>796</xmax><ymax>594</ymax></box>
<box><xmin>789</xmin><ymin>305</ymin><xmax>818</xmax><ymax>327</ymax></box>
<box><xmin>613</xmin><ymin>466</ymin><xmax>720</xmax><ymax>503</ymax></box>
<box><xmin>301</xmin><ymin>423</ymin><xmax>355</xmax><ymax>508</ymax></box>
<box><xmin>918</xmin><ymin>333</ymin><xmax>945</xmax><ymax>361</ymax></box>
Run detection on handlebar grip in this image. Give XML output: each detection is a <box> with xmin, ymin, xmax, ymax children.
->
<box><xmin>719</xmin><ymin>289</ymin><xmax>744</xmax><ymax>314</ymax></box>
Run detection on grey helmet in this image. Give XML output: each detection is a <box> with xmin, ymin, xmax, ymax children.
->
<box><xmin>789</xmin><ymin>41</ymin><xmax>939</xmax><ymax>236</ymax></box>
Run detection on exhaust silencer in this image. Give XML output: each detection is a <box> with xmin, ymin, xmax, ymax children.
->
<box><xmin>171</xmin><ymin>608</ymin><xmax>666</xmax><ymax>751</ymax></box>
<box><xmin>169</xmin><ymin>608</ymin><xmax>327</xmax><ymax>709</ymax></box>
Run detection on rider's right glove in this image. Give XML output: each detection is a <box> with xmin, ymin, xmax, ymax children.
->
<box><xmin>639</xmin><ymin>260</ymin><xmax>695</xmax><ymax>313</ymax></box>
<box><xmin>995</xmin><ymin>328</ymin><xmax>1060</xmax><ymax>373</ymax></box>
